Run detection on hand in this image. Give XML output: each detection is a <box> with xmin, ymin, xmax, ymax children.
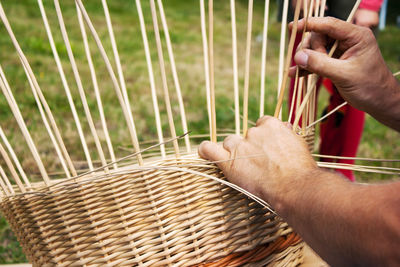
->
<box><xmin>198</xmin><ymin>116</ymin><xmax>317</xmax><ymax>207</ymax></box>
<box><xmin>353</xmin><ymin>8</ymin><xmax>379</xmax><ymax>28</ymax></box>
<box><xmin>289</xmin><ymin>17</ymin><xmax>400</xmax><ymax>130</ymax></box>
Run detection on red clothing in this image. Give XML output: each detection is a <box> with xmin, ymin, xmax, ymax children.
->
<box><xmin>360</xmin><ymin>0</ymin><xmax>383</xmax><ymax>12</ymax></box>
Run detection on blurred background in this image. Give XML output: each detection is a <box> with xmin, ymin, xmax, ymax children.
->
<box><xmin>0</xmin><ymin>0</ymin><xmax>399</xmax><ymax>263</ymax></box>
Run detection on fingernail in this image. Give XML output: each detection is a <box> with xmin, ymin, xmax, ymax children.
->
<box><xmin>295</xmin><ymin>50</ymin><xmax>308</xmax><ymax>68</ymax></box>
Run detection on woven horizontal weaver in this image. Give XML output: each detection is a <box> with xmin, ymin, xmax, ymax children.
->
<box><xmin>0</xmin><ymin>0</ymin><xmax>383</xmax><ymax>266</ymax></box>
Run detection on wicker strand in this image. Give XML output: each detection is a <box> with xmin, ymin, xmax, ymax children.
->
<box><xmin>135</xmin><ymin>0</ymin><xmax>166</xmax><ymax>159</ymax></box>
<box><xmin>208</xmin><ymin>0</ymin><xmax>217</xmax><ymax>143</ymax></box>
<box><xmin>0</xmin><ymin>2</ymin><xmax>62</xmax><ymax>183</ymax></box>
<box><xmin>277</xmin><ymin>0</ymin><xmax>289</xmax><ymax>119</ymax></box>
<box><xmin>320</xmin><ymin>0</ymin><xmax>327</xmax><ymax>17</ymax></box>
<box><xmin>24</xmin><ymin>64</ymin><xmax>73</xmax><ymax>178</ymax></box>
<box><xmin>230</xmin><ymin>0</ymin><xmax>240</xmax><ymax>135</ymax></box>
<box><xmin>54</xmin><ymin>0</ymin><xmax>109</xmax><ymax>171</ymax></box>
<box><xmin>0</xmin><ymin>65</ymin><xmax>50</xmax><ymax>185</ymax></box>
<box><xmin>0</xmin><ymin>165</ymin><xmax>13</xmax><ymax>195</ymax></box>
<box><xmin>37</xmin><ymin>0</ymin><xmax>88</xmax><ymax>175</ymax></box>
<box><xmin>157</xmin><ymin>0</ymin><xmax>191</xmax><ymax>153</ymax></box>
<box><xmin>200</xmin><ymin>0</ymin><xmax>212</xmax><ymax>141</ymax></box>
<box><xmin>0</xmin><ymin>126</ymin><xmax>30</xmax><ymax>188</ymax></box>
<box><xmin>75</xmin><ymin>0</ymin><xmax>144</xmax><ymax>165</ymax></box>
<box><xmin>242</xmin><ymin>0</ymin><xmax>253</xmax><ymax>137</ymax></box>
<box><xmin>307</xmin><ymin>101</ymin><xmax>347</xmax><ymax>129</ymax></box>
<box><xmin>314</xmin><ymin>154</ymin><xmax>400</xmax><ymax>162</ymax></box>
<box><xmin>274</xmin><ymin>0</ymin><xmax>302</xmax><ymax>118</ymax></box>
<box><xmin>288</xmin><ymin>69</ymin><xmax>299</xmax><ymax>123</ymax></box>
<box><xmin>149</xmin><ymin>0</ymin><xmax>180</xmax><ymax>157</ymax></box>
<box><xmin>0</xmin><ymin>166</ymin><xmax>10</xmax><ymax>196</ymax></box>
<box><xmin>292</xmin><ymin>0</ymin><xmax>362</xmax><ymax>129</ymax></box>
<box><xmin>0</xmin><ymin>142</ymin><xmax>25</xmax><ymax>192</ymax></box>
<box><xmin>259</xmin><ymin>0</ymin><xmax>270</xmax><ymax>117</ymax></box>
<box><xmin>77</xmin><ymin>3</ymin><xmax>117</xmax><ymax>169</ymax></box>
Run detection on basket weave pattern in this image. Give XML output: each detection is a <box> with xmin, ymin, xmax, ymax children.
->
<box><xmin>1</xmin><ymin>156</ymin><xmax>303</xmax><ymax>266</ymax></box>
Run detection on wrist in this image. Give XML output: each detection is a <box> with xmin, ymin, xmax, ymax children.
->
<box><xmin>269</xmin><ymin>168</ymin><xmax>354</xmax><ymax>219</ymax></box>
<box><xmin>261</xmin><ymin>166</ymin><xmax>319</xmax><ymax>215</ymax></box>
<box><xmin>369</xmin><ymin>74</ymin><xmax>400</xmax><ymax>130</ymax></box>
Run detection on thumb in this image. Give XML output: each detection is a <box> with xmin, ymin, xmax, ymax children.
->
<box><xmin>294</xmin><ymin>49</ymin><xmax>345</xmax><ymax>81</ymax></box>
<box><xmin>198</xmin><ymin>141</ymin><xmax>230</xmax><ymax>169</ymax></box>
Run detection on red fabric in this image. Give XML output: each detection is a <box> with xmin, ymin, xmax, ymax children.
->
<box><xmin>289</xmin><ymin>33</ymin><xmax>365</xmax><ymax>181</ymax></box>
<box><xmin>319</xmin><ymin>80</ymin><xmax>365</xmax><ymax>182</ymax></box>
<box><xmin>359</xmin><ymin>0</ymin><xmax>383</xmax><ymax>12</ymax></box>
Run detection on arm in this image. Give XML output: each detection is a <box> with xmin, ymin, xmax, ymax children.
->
<box><xmin>198</xmin><ymin>116</ymin><xmax>400</xmax><ymax>266</ymax></box>
<box><xmin>289</xmin><ymin>17</ymin><xmax>400</xmax><ymax>131</ymax></box>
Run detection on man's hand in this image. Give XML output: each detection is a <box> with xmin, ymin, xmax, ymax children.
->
<box><xmin>198</xmin><ymin>116</ymin><xmax>317</xmax><ymax>207</ymax></box>
<box><xmin>289</xmin><ymin>17</ymin><xmax>400</xmax><ymax>131</ymax></box>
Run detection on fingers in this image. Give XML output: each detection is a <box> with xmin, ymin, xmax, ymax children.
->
<box><xmin>290</xmin><ymin>17</ymin><xmax>360</xmax><ymax>45</ymax></box>
<box><xmin>256</xmin><ymin>115</ymin><xmax>273</xmax><ymax>127</ymax></box>
<box><xmin>294</xmin><ymin>49</ymin><xmax>345</xmax><ymax>80</ymax></box>
<box><xmin>223</xmin><ymin>135</ymin><xmax>243</xmax><ymax>153</ymax></box>
<box><xmin>198</xmin><ymin>141</ymin><xmax>230</xmax><ymax>163</ymax></box>
<box><xmin>283</xmin><ymin>122</ymin><xmax>292</xmax><ymax>129</ymax></box>
<box><xmin>289</xmin><ymin>66</ymin><xmax>312</xmax><ymax>78</ymax></box>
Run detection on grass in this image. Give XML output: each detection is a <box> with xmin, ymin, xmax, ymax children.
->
<box><xmin>0</xmin><ymin>0</ymin><xmax>399</xmax><ymax>263</ymax></box>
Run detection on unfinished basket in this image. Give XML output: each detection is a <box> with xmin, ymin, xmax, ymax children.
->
<box><xmin>0</xmin><ymin>0</ymin><xmax>363</xmax><ymax>266</ymax></box>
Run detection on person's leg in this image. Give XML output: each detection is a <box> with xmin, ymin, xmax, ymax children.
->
<box><xmin>336</xmin><ymin>106</ymin><xmax>365</xmax><ymax>181</ymax></box>
<box><xmin>319</xmin><ymin>79</ymin><xmax>365</xmax><ymax>181</ymax></box>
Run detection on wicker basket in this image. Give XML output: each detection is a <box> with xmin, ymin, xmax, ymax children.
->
<box><xmin>1</xmin><ymin>155</ymin><xmax>304</xmax><ymax>266</ymax></box>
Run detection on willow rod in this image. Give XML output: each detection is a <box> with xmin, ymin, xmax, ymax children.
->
<box><xmin>77</xmin><ymin>3</ymin><xmax>117</xmax><ymax>169</ymax></box>
<box><xmin>230</xmin><ymin>0</ymin><xmax>240</xmax><ymax>135</ymax></box>
<box><xmin>37</xmin><ymin>0</ymin><xmax>86</xmax><ymax>175</ymax></box>
<box><xmin>75</xmin><ymin>0</ymin><xmax>143</xmax><ymax>165</ymax></box>
<box><xmin>149</xmin><ymin>0</ymin><xmax>180</xmax><ymax>157</ymax></box>
<box><xmin>0</xmin><ymin>141</ymin><xmax>25</xmax><ymax>192</ymax></box>
<box><xmin>135</xmin><ymin>0</ymin><xmax>165</xmax><ymax>158</ymax></box>
<box><xmin>277</xmin><ymin>0</ymin><xmax>289</xmax><ymax>119</ymax></box>
<box><xmin>0</xmin><ymin>126</ymin><xmax>30</xmax><ymax>188</ymax></box>
<box><xmin>0</xmin><ymin>165</ymin><xmax>13</xmax><ymax>195</ymax></box>
<box><xmin>242</xmin><ymin>0</ymin><xmax>254</xmax><ymax>136</ymax></box>
<box><xmin>0</xmin><ymin>165</ymin><xmax>10</xmax><ymax>196</ymax></box>
<box><xmin>157</xmin><ymin>0</ymin><xmax>191</xmax><ymax>153</ymax></box>
<box><xmin>55</xmin><ymin>0</ymin><xmax>109</xmax><ymax>171</ymax></box>
<box><xmin>273</xmin><ymin>0</ymin><xmax>302</xmax><ymax>118</ymax></box>
<box><xmin>0</xmin><ymin>2</ymin><xmax>58</xmax><ymax>183</ymax></box>
<box><xmin>292</xmin><ymin>0</ymin><xmax>362</xmax><ymax>129</ymax></box>
<box><xmin>307</xmin><ymin>101</ymin><xmax>347</xmax><ymax>129</ymax></box>
<box><xmin>200</xmin><ymin>0</ymin><xmax>212</xmax><ymax>141</ymax></box>
<box><xmin>0</xmin><ymin>68</ymin><xmax>49</xmax><ymax>185</ymax></box>
<box><xmin>288</xmin><ymin>0</ymin><xmax>312</xmax><ymax>123</ymax></box>
<box><xmin>208</xmin><ymin>0</ymin><xmax>217</xmax><ymax>142</ymax></box>
<box><xmin>259</xmin><ymin>0</ymin><xmax>270</xmax><ymax>117</ymax></box>
<box><xmin>26</xmin><ymin>66</ymin><xmax>73</xmax><ymax>179</ymax></box>
<box><xmin>314</xmin><ymin>154</ymin><xmax>400</xmax><ymax>162</ymax></box>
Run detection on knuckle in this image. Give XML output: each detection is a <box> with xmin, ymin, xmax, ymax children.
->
<box><xmin>256</xmin><ymin>115</ymin><xmax>272</xmax><ymax>126</ymax></box>
<box><xmin>363</xmin><ymin>27</ymin><xmax>374</xmax><ymax>41</ymax></box>
<box><xmin>246</xmin><ymin>127</ymin><xmax>257</xmax><ymax>138</ymax></box>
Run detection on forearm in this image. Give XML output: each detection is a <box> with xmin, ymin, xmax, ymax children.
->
<box><xmin>265</xmin><ymin>168</ymin><xmax>400</xmax><ymax>267</ymax></box>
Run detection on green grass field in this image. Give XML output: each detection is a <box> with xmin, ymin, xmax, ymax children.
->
<box><xmin>0</xmin><ymin>0</ymin><xmax>399</xmax><ymax>263</ymax></box>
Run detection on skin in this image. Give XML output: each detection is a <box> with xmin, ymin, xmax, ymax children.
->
<box><xmin>289</xmin><ymin>17</ymin><xmax>400</xmax><ymax>131</ymax></box>
<box><xmin>199</xmin><ymin>17</ymin><xmax>400</xmax><ymax>267</ymax></box>
<box><xmin>354</xmin><ymin>8</ymin><xmax>380</xmax><ymax>28</ymax></box>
